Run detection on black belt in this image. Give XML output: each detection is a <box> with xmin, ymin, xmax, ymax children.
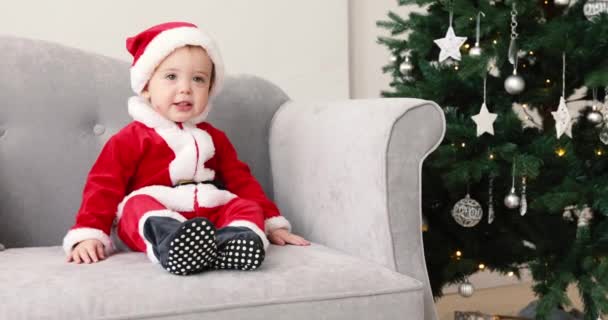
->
<box><xmin>175</xmin><ymin>179</ymin><xmax>225</xmax><ymax>190</ymax></box>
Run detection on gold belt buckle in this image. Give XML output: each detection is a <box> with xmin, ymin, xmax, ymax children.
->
<box><xmin>176</xmin><ymin>179</ymin><xmax>195</xmax><ymax>186</ymax></box>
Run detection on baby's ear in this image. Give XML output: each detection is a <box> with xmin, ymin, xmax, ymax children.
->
<box><xmin>141</xmin><ymin>86</ymin><xmax>151</xmax><ymax>100</ymax></box>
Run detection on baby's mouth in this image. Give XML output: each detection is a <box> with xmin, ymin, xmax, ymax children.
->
<box><xmin>174</xmin><ymin>101</ymin><xmax>192</xmax><ymax>107</ymax></box>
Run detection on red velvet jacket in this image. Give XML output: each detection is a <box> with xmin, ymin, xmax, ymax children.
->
<box><xmin>62</xmin><ymin>97</ymin><xmax>290</xmax><ymax>254</ymax></box>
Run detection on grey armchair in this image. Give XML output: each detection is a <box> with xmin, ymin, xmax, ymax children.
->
<box><xmin>0</xmin><ymin>35</ymin><xmax>445</xmax><ymax>320</ymax></box>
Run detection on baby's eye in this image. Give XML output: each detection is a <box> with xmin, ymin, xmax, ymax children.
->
<box><xmin>165</xmin><ymin>74</ymin><xmax>177</xmax><ymax>80</ymax></box>
<box><xmin>193</xmin><ymin>76</ymin><xmax>205</xmax><ymax>83</ymax></box>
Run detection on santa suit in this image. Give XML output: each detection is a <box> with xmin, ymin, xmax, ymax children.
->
<box><xmin>63</xmin><ymin>96</ymin><xmax>291</xmax><ymax>261</ymax></box>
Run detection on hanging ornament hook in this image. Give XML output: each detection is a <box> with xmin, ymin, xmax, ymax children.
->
<box><xmin>475</xmin><ymin>11</ymin><xmax>485</xmax><ymax>47</ymax></box>
<box><xmin>508</xmin><ymin>3</ymin><xmax>519</xmax><ymax>65</ymax></box>
<box><xmin>562</xmin><ymin>52</ymin><xmax>566</xmax><ymax>98</ymax></box>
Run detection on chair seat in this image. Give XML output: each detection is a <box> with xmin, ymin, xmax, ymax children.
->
<box><xmin>0</xmin><ymin>244</ymin><xmax>423</xmax><ymax>320</ymax></box>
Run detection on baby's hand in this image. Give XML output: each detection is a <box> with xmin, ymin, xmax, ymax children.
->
<box><xmin>67</xmin><ymin>239</ymin><xmax>106</xmax><ymax>264</ymax></box>
<box><xmin>268</xmin><ymin>229</ymin><xmax>310</xmax><ymax>246</ymax></box>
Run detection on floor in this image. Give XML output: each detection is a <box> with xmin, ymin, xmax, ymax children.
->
<box><xmin>435</xmin><ymin>282</ymin><xmax>586</xmax><ymax>320</ymax></box>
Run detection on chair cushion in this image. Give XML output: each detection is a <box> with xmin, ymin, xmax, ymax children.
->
<box><xmin>0</xmin><ymin>244</ymin><xmax>423</xmax><ymax>320</ymax></box>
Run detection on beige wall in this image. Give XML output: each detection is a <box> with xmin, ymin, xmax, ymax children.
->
<box><xmin>0</xmin><ymin>0</ymin><xmax>348</xmax><ymax>101</ymax></box>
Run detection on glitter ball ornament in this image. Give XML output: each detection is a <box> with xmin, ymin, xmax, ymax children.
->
<box><xmin>504</xmin><ymin>187</ymin><xmax>521</xmax><ymax>209</ymax></box>
<box><xmin>458</xmin><ymin>282</ymin><xmax>475</xmax><ymax>298</ymax></box>
<box><xmin>587</xmin><ymin>106</ymin><xmax>604</xmax><ymax>125</ymax></box>
<box><xmin>399</xmin><ymin>59</ymin><xmax>414</xmax><ymax>75</ymax></box>
<box><xmin>469</xmin><ymin>45</ymin><xmax>483</xmax><ymax>57</ymax></box>
<box><xmin>504</xmin><ymin>73</ymin><xmax>526</xmax><ymax>95</ymax></box>
<box><xmin>451</xmin><ymin>194</ymin><xmax>483</xmax><ymax>227</ymax></box>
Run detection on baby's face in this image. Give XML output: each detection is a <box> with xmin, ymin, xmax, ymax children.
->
<box><xmin>143</xmin><ymin>46</ymin><xmax>213</xmax><ymax>123</ymax></box>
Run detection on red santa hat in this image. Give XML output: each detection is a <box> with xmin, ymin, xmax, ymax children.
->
<box><xmin>126</xmin><ymin>22</ymin><xmax>224</xmax><ymax>97</ymax></box>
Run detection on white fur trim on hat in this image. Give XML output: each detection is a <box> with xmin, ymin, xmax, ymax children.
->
<box><xmin>227</xmin><ymin>220</ymin><xmax>270</xmax><ymax>250</ymax></box>
<box><xmin>63</xmin><ymin>227</ymin><xmax>114</xmax><ymax>256</ymax></box>
<box><xmin>264</xmin><ymin>216</ymin><xmax>292</xmax><ymax>235</ymax></box>
<box><xmin>130</xmin><ymin>26</ymin><xmax>225</xmax><ymax>98</ymax></box>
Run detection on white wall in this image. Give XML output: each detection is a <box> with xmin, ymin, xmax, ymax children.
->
<box><xmin>349</xmin><ymin>0</ymin><xmax>425</xmax><ymax>99</ymax></box>
<box><xmin>0</xmin><ymin>0</ymin><xmax>349</xmax><ymax>101</ymax></box>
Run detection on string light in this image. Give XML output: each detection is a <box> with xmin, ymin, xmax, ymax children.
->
<box><xmin>454</xmin><ymin>65</ymin><xmax>460</xmax><ymax>70</ymax></box>
<box><xmin>596</xmin><ymin>149</ymin><xmax>604</xmax><ymax>156</ymax></box>
<box><xmin>456</xmin><ymin>250</ymin><xmax>462</xmax><ymax>257</ymax></box>
<box><xmin>556</xmin><ymin>148</ymin><xmax>566</xmax><ymax>157</ymax></box>
<box><xmin>461</xmin><ymin>142</ymin><xmax>466</xmax><ymax>148</ymax></box>
<box><xmin>478</xmin><ymin>263</ymin><xmax>486</xmax><ymax>270</ymax></box>
<box><xmin>489</xmin><ymin>153</ymin><xmax>495</xmax><ymax>160</ymax></box>
<box><xmin>508</xmin><ymin>271</ymin><xmax>515</xmax><ymax>277</ymax></box>
<box><xmin>492</xmin><ymin>39</ymin><xmax>498</xmax><ymax>44</ymax></box>
<box><xmin>545</xmin><ymin>79</ymin><xmax>551</xmax><ymax>84</ymax></box>
<box><xmin>464</xmin><ymin>43</ymin><xmax>470</xmax><ymax>49</ymax></box>
<box><xmin>529</xmin><ymin>51</ymin><xmax>534</xmax><ymax>55</ymax></box>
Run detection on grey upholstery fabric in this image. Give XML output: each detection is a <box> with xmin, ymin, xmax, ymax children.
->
<box><xmin>0</xmin><ymin>35</ymin><xmax>444</xmax><ymax>319</ymax></box>
<box><xmin>270</xmin><ymin>99</ymin><xmax>445</xmax><ymax>319</ymax></box>
<box><xmin>0</xmin><ymin>245</ymin><xmax>422</xmax><ymax>320</ymax></box>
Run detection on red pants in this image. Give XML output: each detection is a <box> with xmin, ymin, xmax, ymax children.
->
<box><xmin>117</xmin><ymin>194</ymin><xmax>266</xmax><ymax>255</ymax></box>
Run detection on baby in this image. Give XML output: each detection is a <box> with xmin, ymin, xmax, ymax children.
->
<box><xmin>63</xmin><ymin>22</ymin><xmax>309</xmax><ymax>275</ymax></box>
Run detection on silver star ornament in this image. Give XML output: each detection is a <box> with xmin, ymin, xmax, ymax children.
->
<box><xmin>434</xmin><ymin>26</ymin><xmax>467</xmax><ymax>62</ymax></box>
<box><xmin>551</xmin><ymin>96</ymin><xmax>573</xmax><ymax>138</ymax></box>
<box><xmin>471</xmin><ymin>102</ymin><xmax>498</xmax><ymax>136</ymax></box>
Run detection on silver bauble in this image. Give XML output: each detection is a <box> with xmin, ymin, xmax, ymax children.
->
<box><xmin>458</xmin><ymin>282</ymin><xmax>475</xmax><ymax>298</ymax></box>
<box><xmin>451</xmin><ymin>194</ymin><xmax>483</xmax><ymax>227</ymax></box>
<box><xmin>399</xmin><ymin>61</ymin><xmax>414</xmax><ymax>74</ymax></box>
<box><xmin>584</xmin><ymin>1</ymin><xmax>608</xmax><ymax>21</ymax></box>
<box><xmin>504</xmin><ymin>188</ymin><xmax>521</xmax><ymax>209</ymax></box>
<box><xmin>469</xmin><ymin>45</ymin><xmax>483</xmax><ymax>57</ymax></box>
<box><xmin>587</xmin><ymin>109</ymin><xmax>604</xmax><ymax>125</ymax></box>
<box><xmin>504</xmin><ymin>74</ymin><xmax>526</xmax><ymax>95</ymax></box>
<box><xmin>554</xmin><ymin>0</ymin><xmax>570</xmax><ymax>6</ymax></box>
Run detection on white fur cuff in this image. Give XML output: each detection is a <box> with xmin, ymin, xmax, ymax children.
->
<box><xmin>264</xmin><ymin>216</ymin><xmax>292</xmax><ymax>235</ymax></box>
<box><xmin>62</xmin><ymin>227</ymin><xmax>114</xmax><ymax>256</ymax></box>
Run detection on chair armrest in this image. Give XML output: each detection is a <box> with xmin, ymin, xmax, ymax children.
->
<box><xmin>269</xmin><ymin>98</ymin><xmax>445</xmax><ymax>320</ymax></box>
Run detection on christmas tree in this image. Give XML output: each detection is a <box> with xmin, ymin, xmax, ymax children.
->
<box><xmin>378</xmin><ymin>0</ymin><xmax>608</xmax><ymax>319</ymax></box>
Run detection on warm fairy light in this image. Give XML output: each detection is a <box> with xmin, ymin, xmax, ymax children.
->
<box><xmin>544</xmin><ymin>0</ymin><xmax>548</xmax><ymax>4</ymax></box>
<box><xmin>489</xmin><ymin>153</ymin><xmax>495</xmax><ymax>160</ymax></box>
<box><xmin>461</xmin><ymin>142</ymin><xmax>466</xmax><ymax>148</ymax></box>
<box><xmin>545</xmin><ymin>79</ymin><xmax>551</xmax><ymax>84</ymax></box>
<box><xmin>597</xmin><ymin>149</ymin><xmax>604</xmax><ymax>156</ymax></box>
<box><xmin>493</xmin><ymin>39</ymin><xmax>498</xmax><ymax>44</ymax></box>
<box><xmin>556</xmin><ymin>148</ymin><xmax>566</xmax><ymax>157</ymax></box>
<box><xmin>454</xmin><ymin>65</ymin><xmax>459</xmax><ymax>70</ymax></box>
<box><xmin>529</xmin><ymin>51</ymin><xmax>534</xmax><ymax>55</ymax></box>
<box><xmin>456</xmin><ymin>250</ymin><xmax>462</xmax><ymax>257</ymax></box>
<box><xmin>478</xmin><ymin>263</ymin><xmax>486</xmax><ymax>270</ymax></box>
<box><xmin>508</xmin><ymin>271</ymin><xmax>515</xmax><ymax>277</ymax></box>
<box><xmin>522</xmin><ymin>104</ymin><xmax>529</xmax><ymax>108</ymax></box>
<box><xmin>469</xmin><ymin>17</ymin><xmax>474</xmax><ymax>21</ymax></box>
<box><xmin>464</xmin><ymin>43</ymin><xmax>470</xmax><ymax>49</ymax></box>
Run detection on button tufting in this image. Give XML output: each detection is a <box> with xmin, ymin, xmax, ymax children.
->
<box><xmin>93</xmin><ymin>124</ymin><xmax>105</xmax><ymax>136</ymax></box>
